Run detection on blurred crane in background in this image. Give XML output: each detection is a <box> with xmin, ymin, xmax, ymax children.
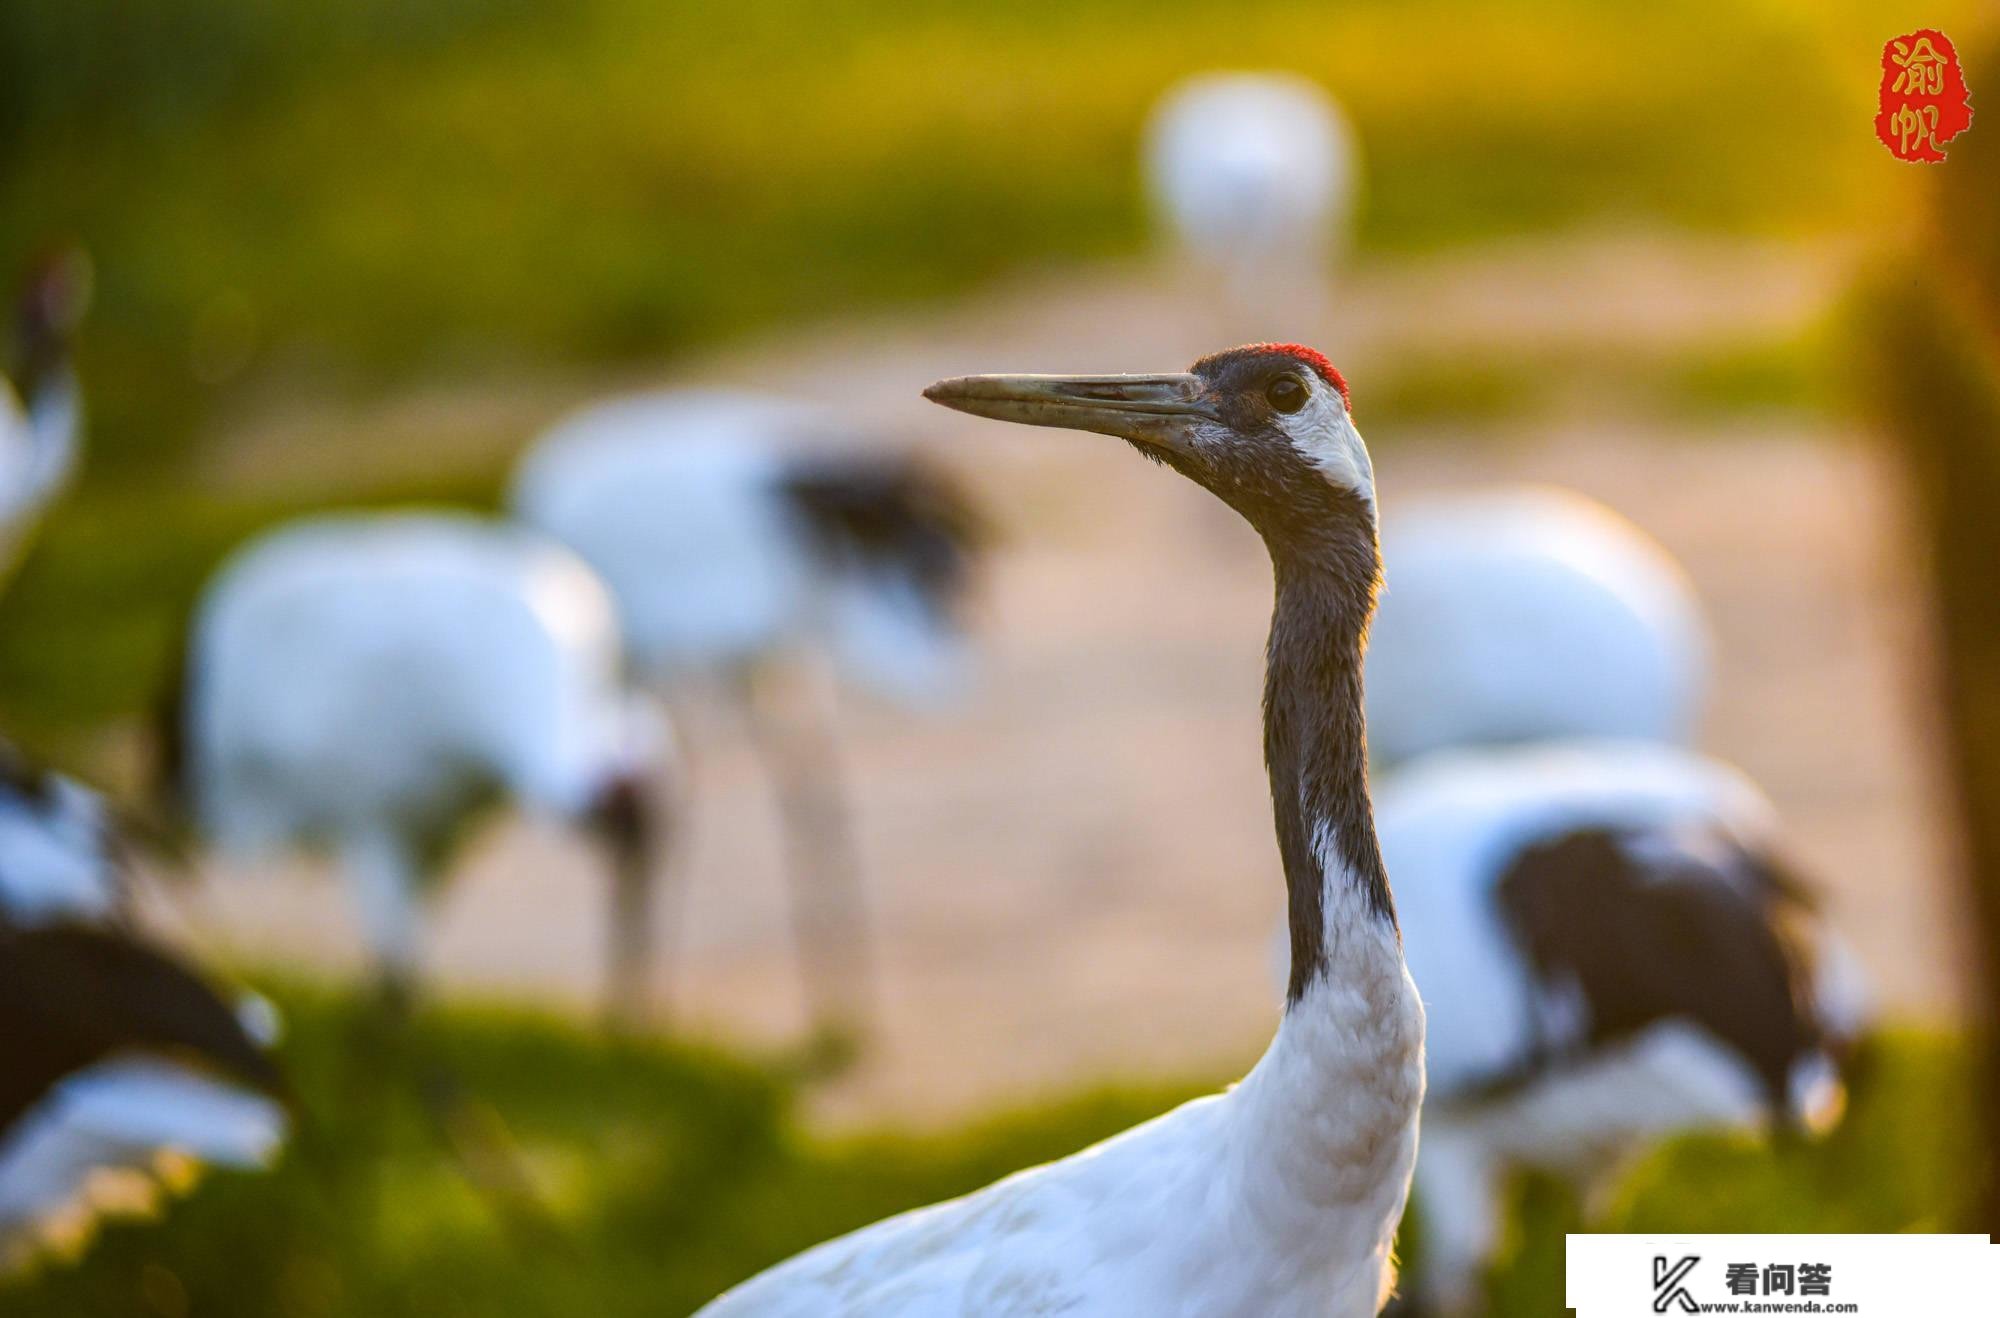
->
<box><xmin>1304</xmin><ymin>484</ymin><xmax>1864</xmax><ymax>1311</ymax></box>
<box><xmin>0</xmin><ymin>249</ymin><xmax>90</xmax><ymax>590</ymax></box>
<box><xmin>165</xmin><ymin>512</ymin><xmax>671</xmax><ymax>1026</ymax></box>
<box><xmin>1364</xmin><ymin>487</ymin><xmax>1710</xmax><ymax>770</ymax></box>
<box><xmin>0</xmin><ymin>744</ymin><xmax>287</xmax><ymax>1270</ymax></box>
<box><xmin>511</xmin><ymin>390</ymin><xmax>983</xmax><ymax>1039</ymax></box>
<box><xmin>1145</xmin><ymin>72</ymin><xmax>1357</xmax><ymax>334</ymax></box>
<box><xmin>1378</xmin><ymin>740</ymin><xmax>1868</xmax><ymax>1315</ymax></box>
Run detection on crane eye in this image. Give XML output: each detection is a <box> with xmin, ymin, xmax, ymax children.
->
<box><xmin>1265</xmin><ymin>374</ymin><xmax>1309</xmax><ymax>414</ymax></box>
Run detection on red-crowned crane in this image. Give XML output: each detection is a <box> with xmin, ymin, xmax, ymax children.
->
<box><xmin>0</xmin><ymin>745</ymin><xmax>286</xmax><ymax>1268</ymax></box>
<box><xmin>168</xmin><ymin>511</ymin><xmax>670</xmax><ymax>1024</ymax></box>
<box><xmin>0</xmin><ymin>249</ymin><xmax>90</xmax><ymax>586</ymax></box>
<box><xmin>699</xmin><ymin>345</ymin><xmax>1422</xmax><ymax>1316</ymax></box>
<box><xmin>1145</xmin><ymin>73</ymin><xmax>1358</xmax><ymax>329</ymax></box>
<box><xmin>1376</xmin><ymin>740</ymin><xmax>1868</xmax><ymax>1315</ymax></box>
<box><xmin>510</xmin><ymin>389</ymin><xmax>982</xmax><ymax>1034</ymax></box>
<box><xmin>1364</xmin><ymin>486</ymin><xmax>1711</xmax><ymax>770</ymax></box>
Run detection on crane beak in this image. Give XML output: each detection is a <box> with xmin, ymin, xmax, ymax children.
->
<box><xmin>923</xmin><ymin>372</ymin><xmax>1214</xmax><ymax>454</ymax></box>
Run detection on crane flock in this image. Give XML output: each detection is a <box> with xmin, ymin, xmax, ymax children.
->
<box><xmin>0</xmin><ymin>67</ymin><xmax>1887</xmax><ymax>1318</ymax></box>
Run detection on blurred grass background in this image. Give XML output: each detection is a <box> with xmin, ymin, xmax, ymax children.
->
<box><xmin>0</xmin><ymin>0</ymin><xmax>1966</xmax><ymax>747</ymax></box>
<box><xmin>1</xmin><ymin>990</ymin><xmax>1973</xmax><ymax>1318</ymax></box>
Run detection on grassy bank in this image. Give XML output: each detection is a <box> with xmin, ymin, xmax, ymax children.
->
<box><xmin>1</xmin><ymin>983</ymin><xmax>1975</xmax><ymax>1317</ymax></box>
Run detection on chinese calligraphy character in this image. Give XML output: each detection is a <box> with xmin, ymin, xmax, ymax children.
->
<box><xmin>1800</xmin><ymin>1263</ymin><xmax>1833</xmax><ymax>1297</ymax></box>
<box><xmin>1764</xmin><ymin>1264</ymin><xmax>1796</xmax><ymax>1296</ymax></box>
<box><xmin>1895</xmin><ymin>104</ymin><xmax>1943</xmax><ymax>157</ymax></box>
<box><xmin>1893</xmin><ymin>36</ymin><xmax>1949</xmax><ymax>95</ymax></box>
<box><xmin>1725</xmin><ymin>1264</ymin><xmax>1760</xmax><ymax>1296</ymax></box>
<box><xmin>1877</xmin><ymin>29</ymin><xmax>1974</xmax><ymax>162</ymax></box>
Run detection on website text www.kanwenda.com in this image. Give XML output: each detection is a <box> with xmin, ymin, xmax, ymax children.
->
<box><xmin>1694</xmin><ymin>1304</ymin><xmax>1859</xmax><ymax>1313</ymax></box>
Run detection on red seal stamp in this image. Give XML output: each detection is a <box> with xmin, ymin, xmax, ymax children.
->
<box><xmin>1877</xmin><ymin>29</ymin><xmax>1973</xmax><ymax>162</ymax></box>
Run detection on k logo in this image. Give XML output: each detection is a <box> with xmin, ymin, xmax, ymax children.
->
<box><xmin>1652</xmin><ymin>1255</ymin><xmax>1699</xmax><ymax>1313</ymax></box>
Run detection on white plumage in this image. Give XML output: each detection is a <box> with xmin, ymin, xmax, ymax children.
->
<box><xmin>0</xmin><ymin>751</ymin><xmax>122</xmax><ymax>925</ymax></box>
<box><xmin>0</xmin><ymin>250</ymin><xmax>90</xmax><ymax>585</ymax></box>
<box><xmin>1364</xmin><ymin>487</ymin><xmax>1711</xmax><ymax>769</ymax></box>
<box><xmin>178</xmin><ymin>511</ymin><xmax>667</xmax><ymax>1006</ymax></box>
<box><xmin>701</xmin><ymin>974</ymin><xmax>1420</xmax><ymax>1317</ymax></box>
<box><xmin>1145</xmin><ymin>73</ymin><xmax>1357</xmax><ymax>315</ymax></box>
<box><xmin>0</xmin><ymin>376</ymin><xmax>79</xmax><ymax>570</ymax></box>
<box><xmin>1376</xmin><ymin>740</ymin><xmax>1867</xmax><ymax>1313</ymax></box>
<box><xmin>512</xmin><ymin>389</ymin><xmax>982</xmax><ymax>1030</ymax></box>
<box><xmin>511</xmin><ymin>389</ymin><xmax>973</xmax><ymax>703</ymax></box>
<box><xmin>0</xmin><ymin>1058</ymin><xmax>286</xmax><ymax>1266</ymax></box>
<box><xmin>0</xmin><ymin>753</ymin><xmax>287</xmax><ymax>1268</ymax></box>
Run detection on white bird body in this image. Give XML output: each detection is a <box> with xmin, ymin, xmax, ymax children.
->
<box><xmin>0</xmin><ymin>756</ymin><xmax>120</xmax><ymax>924</ymax></box>
<box><xmin>705</xmin><ymin>909</ymin><xmax>1421</xmax><ymax>1318</ymax></box>
<box><xmin>0</xmin><ymin>248</ymin><xmax>88</xmax><ymax>583</ymax></box>
<box><xmin>511</xmin><ymin>389</ymin><xmax>972</xmax><ymax>704</ymax></box>
<box><xmin>1145</xmin><ymin>73</ymin><xmax>1357</xmax><ymax>309</ymax></box>
<box><xmin>1373</xmin><ymin>739</ymin><xmax>1866</xmax><ymax>1313</ymax></box>
<box><xmin>513</xmin><ymin>390</ymin><xmax>983</xmax><ymax>1029</ymax></box>
<box><xmin>513</xmin><ymin>392</ymin><xmax>818</xmax><ymax>676</ymax></box>
<box><xmin>0</xmin><ymin>374</ymin><xmax>79</xmax><ymax>549</ymax></box>
<box><xmin>183</xmin><ymin>511</ymin><xmax>660</xmax><ymax>988</ymax></box>
<box><xmin>0</xmin><ymin>757</ymin><xmax>288</xmax><ymax>1266</ymax></box>
<box><xmin>1364</xmin><ymin>488</ymin><xmax>1710</xmax><ymax>769</ymax></box>
<box><xmin>1384</xmin><ymin>740</ymin><xmax>1774</xmax><ymax>1098</ymax></box>
<box><xmin>0</xmin><ymin>1057</ymin><xmax>285</xmax><ymax>1261</ymax></box>
<box><xmin>192</xmin><ymin>513</ymin><xmax>634</xmax><ymax>842</ymax></box>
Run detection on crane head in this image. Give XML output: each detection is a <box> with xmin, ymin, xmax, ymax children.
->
<box><xmin>924</xmin><ymin>343</ymin><xmax>1374</xmax><ymax>560</ymax></box>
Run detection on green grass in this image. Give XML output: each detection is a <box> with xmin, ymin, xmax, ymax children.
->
<box><xmin>0</xmin><ymin>983</ymin><xmax>1975</xmax><ymax>1318</ymax></box>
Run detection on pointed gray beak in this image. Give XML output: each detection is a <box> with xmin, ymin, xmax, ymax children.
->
<box><xmin>923</xmin><ymin>372</ymin><xmax>1214</xmax><ymax>453</ymax></box>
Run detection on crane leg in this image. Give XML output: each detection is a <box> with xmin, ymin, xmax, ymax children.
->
<box><xmin>605</xmin><ymin>855</ymin><xmax>655</xmax><ymax>1031</ymax></box>
<box><xmin>337</xmin><ymin>832</ymin><xmax>562</xmax><ymax>1238</ymax></box>
<box><xmin>599</xmin><ymin>695</ymin><xmax>688</xmax><ymax>1032</ymax></box>
<box><xmin>740</xmin><ymin>662</ymin><xmax>875</xmax><ymax>1050</ymax></box>
<box><xmin>341</xmin><ymin>829</ymin><xmax>425</xmax><ymax>1019</ymax></box>
<box><xmin>1402</xmin><ymin>1115</ymin><xmax>1502</xmax><ymax>1318</ymax></box>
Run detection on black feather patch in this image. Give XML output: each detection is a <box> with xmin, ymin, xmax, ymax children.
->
<box><xmin>0</xmin><ymin>742</ymin><xmax>60</xmax><ymax>810</ymax></box>
<box><xmin>150</xmin><ymin>610</ymin><xmax>195</xmax><ymax>824</ymax></box>
<box><xmin>0</xmin><ymin>918</ymin><xmax>285</xmax><ymax>1136</ymax></box>
<box><xmin>1493</xmin><ymin>824</ymin><xmax>1825</xmax><ymax>1108</ymax></box>
<box><xmin>777</xmin><ymin>454</ymin><xmax>984</xmax><ymax>616</ymax></box>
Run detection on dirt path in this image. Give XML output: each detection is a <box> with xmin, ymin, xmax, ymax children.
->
<box><xmin>177</xmin><ymin>230</ymin><xmax>1967</xmax><ymax>1128</ymax></box>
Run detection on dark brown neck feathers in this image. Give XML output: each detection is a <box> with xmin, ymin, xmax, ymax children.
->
<box><xmin>1265</xmin><ymin>538</ymin><xmax>1395</xmax><ymax>1007</ymax></box>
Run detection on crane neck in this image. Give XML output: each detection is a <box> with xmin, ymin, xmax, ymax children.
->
<box><xmin>1207</xmin><ymin>542</ymin><xmax>1419</xmax><ymax>1288</ymax></box>
<box><xmin>10</xmin><ymin>369</ymin><xmax>79</xmax><ymax>509</ymax></box>
<box><xmin>1264</xmin><ymin>548</ymin><xmax>1396</xmax><ymax>1005</ymax></box>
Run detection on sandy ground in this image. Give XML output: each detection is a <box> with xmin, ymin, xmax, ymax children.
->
<box><xmin>171</xmin><ymin>230</ymin><xmax>1972</xmax><ymax>1128</ymax></box>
